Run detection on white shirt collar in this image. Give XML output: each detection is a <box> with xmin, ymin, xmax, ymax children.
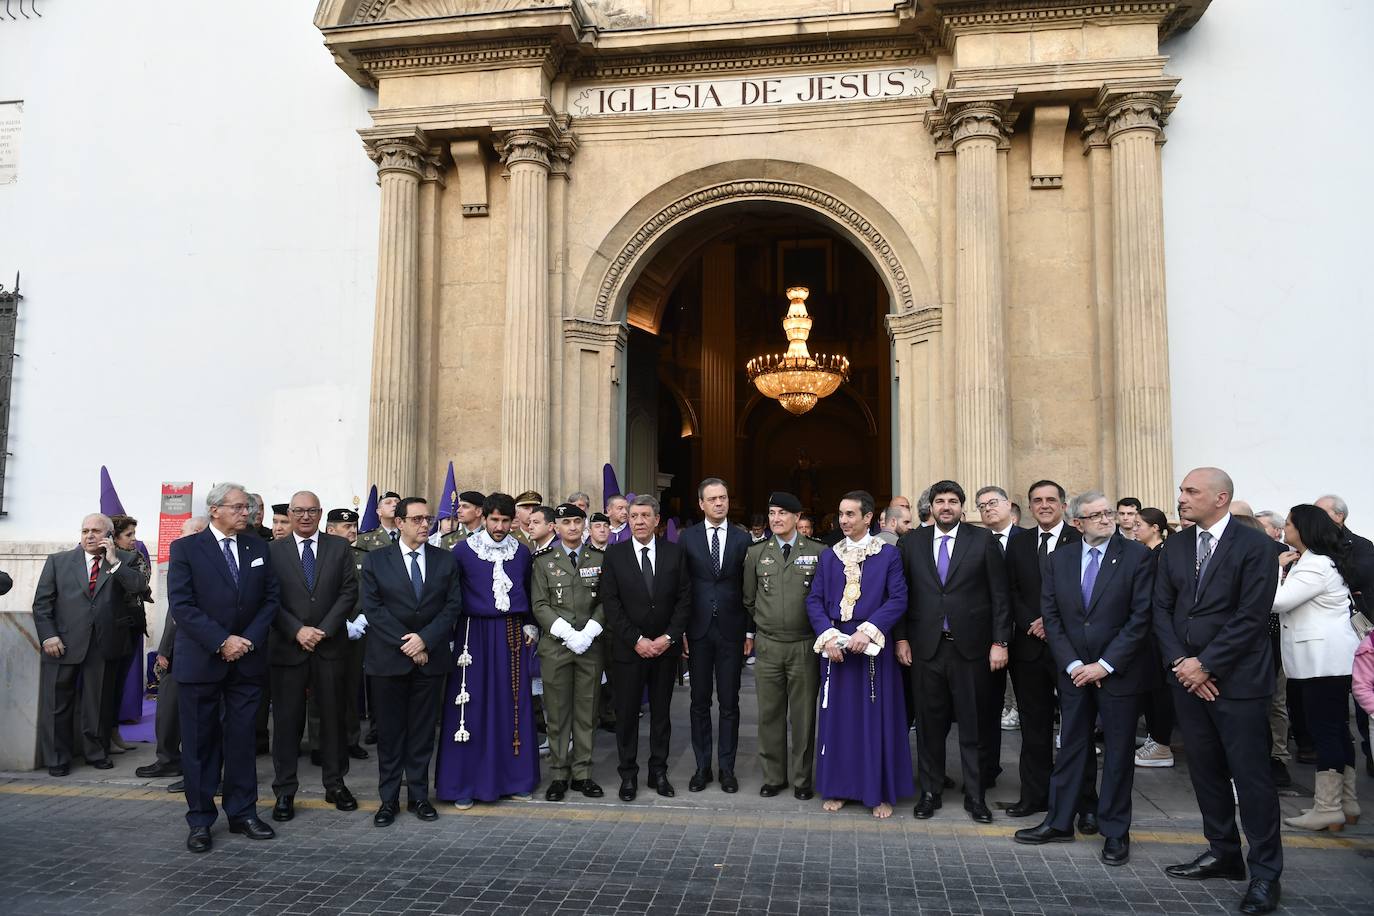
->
<box><xmin>1200</xmin><ymin>513</ymin><xmax>1231</xmax><ymax>544</ymax></box>
<box><xmin>934</xmin><ymin>523</ymin><xmax>959</xmax><ymax>540</ymax></box>
<box><xmin>293</xmin><ymin>531</ymin><xmax>316</xmax><ymax>547</ymax></box>
<box><xmin>209</xmin><ymin>522</ymin><xmax>237</xmax><ymax>544</ymax></box>
<box><xmin>845</xmin><ymin>532</ymin><xmax>875</xmax><ymax>549</ymax></box>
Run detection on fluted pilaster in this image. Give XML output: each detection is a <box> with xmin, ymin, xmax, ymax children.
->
<box><xmin>497</xmin><ymin>129</ymin><xmax>554</xmax><ymax>497</ymax></box>
<box><xmin>1106</xmin><ymin>89</ymin><xmax>1175</xmax><ymax>511</ymax></box>
<box><xmin>363</xmin><ymin>128</ymin><xmax>430</xmax><ymax>497</ymax></box>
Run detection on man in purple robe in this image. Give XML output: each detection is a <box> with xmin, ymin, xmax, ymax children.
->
<box><xmin>434</xmin><ymin>492</ymin><xmax>540</xmax><ymax>809</ymax></box>
<box><xmin>806</xmin><ymin>490</ymin><xmax>915</xmax><ymax>818</ymax></box>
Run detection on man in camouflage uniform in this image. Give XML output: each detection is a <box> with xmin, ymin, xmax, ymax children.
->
<box><xmin>512</xmin><ymin>491</ymin><xmax>542</xmax><ymax>550</ymax></box>
<box><xmin>354</xmin><ymin>491</ymin><xmax>402</xmax><ymax>553</ymax></box>
<box><xmin>439</xmin><ymin>490</ymin><xmax>485</xmax><ymax>550</ymax></box>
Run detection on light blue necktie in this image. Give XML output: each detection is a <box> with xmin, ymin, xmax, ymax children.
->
<box><xmin>408</xmin><ymin>550</ymin><xmax>423</xmax><ymax>600</ymax></box>
<box><xmin>301</xmin><ymin>538</ymin><xmax>316</xmax><ymax>590</ymax></box>
<box><xmin>222</xmin><ymin>538</ymin><xmax>239</xmax><ymax>586</ymax></box>
<box><xmin>1082</xmin><ymin>547</ymin><xmax>1101</xmax><ymax>608</ymax></box>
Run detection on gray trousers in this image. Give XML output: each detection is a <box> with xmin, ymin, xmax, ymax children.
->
<box><xmin>154</xmin><ymin>673</ymin><xmax>181</xmax><ymax>766</ymax></box>
<box><xmin>39</xmin><ymin>654</ymin><xmax>108</xmax><ymax>767</ymax></box>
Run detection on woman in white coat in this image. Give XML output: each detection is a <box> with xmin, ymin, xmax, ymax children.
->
<box><xmin>1273</xmin><ymin>504</ymin><xmax>1361</xmax><ymax>831</ymax></box>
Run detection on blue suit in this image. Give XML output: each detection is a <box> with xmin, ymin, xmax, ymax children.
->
<box><xmin>168</xmin><ymin>527</ymin><xmax>280</xmax><ymax>828</ymax></box>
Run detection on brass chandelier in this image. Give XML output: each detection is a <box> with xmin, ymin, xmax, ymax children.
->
<box><xmin>746</xmin><ymin>286</ymin><xmax>849</xmax><ymax>416</ymax></box>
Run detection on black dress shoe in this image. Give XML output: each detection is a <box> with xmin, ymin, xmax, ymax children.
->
<box><xmin>1005</xmin><ymin>800</ymin><xmax>1047</xmax><ymax>818</ymax></box>
<box><xmin>571</xmin><ymin>779</ymin><xmax>604</xmax><ymax>798</ymax></box>
<box><xmin>186</xmin><ymin>826</ymin><xmax>212</xmax><ymax>854</ymax></box>
<box><xmin>964</xmin><ymin>797</ymin><xmax>993</xmax><ymax>824</ymax></box>
<box><xmin>411</xmin><ymin>799</ymin><xmax>438</xmax><ymax>821</ymax></box>
<box><xmin>1077</xmin><ymin>812</ymin><xmax>1100</xmax><ymax>835</ymax></box>
<box><xmin>654</xmin><ymin>778</ymin><xmax>675</xmax><ymax>798</ymax></box>
<box><xmin>1165</xmin><ymin>850</ymin><xmax>1247</xmax><ymax>881</ymax></box>
<box><xmin>618</xmin><ymin>779</ymin><xmax>637</xmax><ymax>802</ymax></box>
<box><xmin>135</xmin><ymin>762</ymin><xmax>181</xmax><ymax>778</ymax></box>
<box><xmin>913</xmin><ymin>792</ymin><xmax>942</xmax><ymax>819</ymax></box>
<box><xmin>719</xmin><ymin>772</ymin><xmax>739</xmax><ymax>793</ymax></box>
<box><xmin>48</xmin><ymin>765</ymin><xmax>70</xmax><ymax>778</ymax></box>
<box><xmin>1013</xmin><ymin>823</ymin><xmax>1075</xmax><ymax>845</ymax></box>
<box><xmin>90</xmin><ymin>757</ymin><xmax>115</xmax><ymax>770</ymax></box>
<box><xmin>1102</xmin><ymin>836</ymin><xmax>1130</xmax><ymax>866</ymax></box>
<box><xmin>1239</xmin><ymin>878</ymin><xmax>1281</xmax><ymax>914</ymax></box>
<box><xmin>942</xmin><ymin>775</ymin><xmax>955</xmax><ymax>790</ymax></box>
<box><xmin>545</xmin><ymin>780</ymin><xmax>568</xmax><ymax>802</ymax></box>
<box><xmin>326</xmin><ymin>786</ymin><xmax>358</xmax><ymax>811</ymax></box>
<box><xmin>794</xmin><ymin>785</ymin><xmax>815</xmax><ymax>801</ymax></box>
<box><xmin>374</xmin><ymin>801</ymin><xmax>398</xmax><ymax>827</ymax></box>
<box><xmin>228</xmin><ymin>817</ymin><xmax>276</xmax><ymax>839</ymax></box>
<box><xmin>167</xmin><ymin>778</ymin><xmax>184</xmax><ymax>793</ymax></box>
<box><xmin>688</xmin><ymin>770</ymin><xmax>712</xmax><ymax>792</ymax></box>
<box><xmin>759</xmin><ymin>783</ymin><xmax>785</xmax><ymax>798</ymax></box>
<box><xmin>272</xmin><ymin>795</ymin><xmax>295</xmax><ymax>822</ymax></box>
<box><xmin>347</xmin><ymin>744</ymin><xmax>370</xmax><ymax>760</ymax></box>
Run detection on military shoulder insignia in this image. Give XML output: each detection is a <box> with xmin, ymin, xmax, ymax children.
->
<box><xmin>584</xmin><ymin>544</ymin><xmax>604</xmax><ymax>554</ymax></box>
<box><xmin>533</xmin><ymin>544</ymin><xmax>555</xmax><ymax>557</ymax></box>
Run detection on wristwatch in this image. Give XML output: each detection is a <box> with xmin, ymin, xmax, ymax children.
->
<box><xmin>993</xmin><ymin>640</ymin><xmax>1008</xmax><ymax>648</ymax></box>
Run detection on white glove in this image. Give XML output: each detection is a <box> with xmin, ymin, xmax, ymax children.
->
<box><xmin>346</xmin><ymin>615</ymin><xmax>369</xmax><ymax>641</ymax></box>
<box><xmin>549</xmin><ymin>617</ymin><xmax>575</xmax><ymax>642</ymax></box>
<box><xmin>565</xmin><ymin>632</ymin><xmax>591</xmax><ymax>655</ymax></box>
<box><xmin>582</xmin><ymin>619</ymin><xmax>604</xmax><ymax>640</ymax></box>
<box><xmin>522</xmin><ymin>623</ymin><xmax>540</xmax><ymax>642</ymax></box>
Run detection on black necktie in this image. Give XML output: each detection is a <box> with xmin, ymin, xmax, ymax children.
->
<box><xmin>997</xmin><ymin>532</ymin><xmax>1007</xmax><ymax>554</ymax></box>
<box><xmin>782</xmin><ymin>542</ymin><xmax>792</xmax><ymax>562</ymax></box>
<box><xmin>389</xmin><ymin>529</ymin><xmax>399</xmax><ymax>544</ymax></box>
<box><xmin>1038</xmin><ymin>531</ymin><xmax>1052</xmax><ymax>559</ymax></box>
<box><xmin>710</xmin><ymin>526</ymin><xmax>721</xmax><ymax>576</ymax></box>
<box><xmin>641</xmin><ymin>546</ymin><xmax>654</xmax><ymax>594</ymax></box>
<box><xmin>569</xmin><ymin>550</ymin><xmax>578</xmax><ymax>567</ymax></box>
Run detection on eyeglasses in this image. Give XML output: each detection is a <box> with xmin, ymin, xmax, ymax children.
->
<box><xmin>289</xmin><ymin>508</ymin><xmax>322</xmax><ymax>517</ymax></box>
<box><xmin>403</xmin><ymin>515</ymin><xmax>433</xmax><ymax>524</ymax></box>
<box><xmin>975</xmin><ymin>498</ymin><xmax>1005</xmax><ymax>511</ymax></box>
<box><xmin>1079</xmin><ymin>509</ymin><xmax>1117</xmax><ymax>523</ymax></box>
<box><xmin>218</xmin><ymin>503</ymin><xmax>250</xmax><ymax>513</ymax></box>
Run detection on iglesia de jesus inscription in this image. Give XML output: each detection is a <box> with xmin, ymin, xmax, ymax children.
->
<box><xmin>571</xmin><ymin>67</ymin><xmax>932</xmax><ymax>117</ymax></box>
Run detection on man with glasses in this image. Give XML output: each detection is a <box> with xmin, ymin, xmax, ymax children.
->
<box><xmin>361</xmin><ymin>497</ymin><xmax>463</xmax><ymax>826</ymax></box>
<box><xmin>266</xmin><ymin>491</ymin><xmax>361</xmax><ymax>822</ymax></box>
<box><xmin>168</xmin><ymin>482</ymin><xmax>281</xmax><ymax>853</ymax></box>
<box><xmin>975</xmin><ymin>486</ymin><xmax>1023</xmax><ymax>783</ymax></box>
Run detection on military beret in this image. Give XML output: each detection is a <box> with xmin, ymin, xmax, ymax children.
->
<box><xmin>381</xmin><ymin>491</ymin><xmax>401</xmax><ymax>501</ymax></box>
<box><xmin>768</xmin><ymin>491</ymin><xmax>803</xmax><ymax>514</ymax></box>
<box><xmin>327</xmin><ymin>508</ymin><xmax>358</xmax><ymax>523</ymax></box>
<box><xmin>589</xmin><ymin>512</ymin><xmax>610</xmax><ymax>525</ymax></box>
<box><xmin>514</xmin><ymin>490</ymin><xmax>544</xmax><ymax>507</ymax></box>
<box><xmin>555</xmin><ymin>503</ymin><xmax>587</xmax><ymax>520</ymax></box>
<box><xmin>458</xmin><ymin>490</ymin><xmax>485</xmax><ymax>506</ymax></box>
<box><xmin>271</xmin><ymin>503</ymin><xmax>290</xmax><ymax>516</ymax></box>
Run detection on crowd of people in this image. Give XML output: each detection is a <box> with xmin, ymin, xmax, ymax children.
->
<box><xmin>28</xmin><ymin>468</ymin><xmax>1374</xmax><ymax>915</ymax></box>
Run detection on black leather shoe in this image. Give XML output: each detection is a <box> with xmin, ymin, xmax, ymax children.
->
<box><xmin>654</xmin><ymin>777</ymin><xmax>675</xmax><ymax>798</ymax></box>
<box><xmin>272</xmin><ymin>795</ymin><xmax>295</xmax><ymax>821</ymax></box>
<box><xmin>167</xmin><ymin>778</ymin><xmax>184</xmax><ymax>793</ymax></box>
<box><xmin>545</xmin><ymin>780</ymin><xmax>568</xmax><ymax>802</ymax></box>
<box><xmin>136</xmin><ymin>762</ymin><xmax>181</xmax><ymax>778</ymax></box>
<box><xmin>688</xmin><ymin>770</ymin><xmax>712</xmax><ymax>792</ymax></box>
<box><xmin>942</xmin><ymin>775</ymin><xmax>955</xmax><ymax>790</ymax></box>
<box><xmin>1165</xmin><ymin>850</ymin><xmax>1247</xmax><ymax>881</ymax></box>
<box><xmin>47</xmin><ymin>765</ymin><xmax>70</xmax><ymax>778</ymax></box>
<box><xmin>1102</xmin><ymin>836</ymin><xmax>1130</xmax><ymax>866</ymax></box>
<box><xmin>326</xmin><ymin>786</ymin><xmax>358</xmax><ymax>811</ymax></box>
<box><xmin>1005</xmin><ymin>800</ymin><xmax>1047</xmax><ymax>818</ymax></box>
<box><xmin>411</xmin><ymin>799</ymin><xmax>438</xmax><ymax>821</ymax></box>
<box><xmin>571</xmin><ymin>779</ymin><xmax>604</xmax><ymax>798</ymax></box>
<box><xmin>794</xmin><ymin>785</ymin><xmax>815</xmax><ymax>800</ymax></box>
<box><xmin>347</xmin><ymin>744</ymin><xmax>370</xmax><ymax>760</ymax></box>
<box><xmin>186</xmin><ymin>826</ymin><xmax>212</xmax><ymax>854</ymax></box>
<box><xmin>1239</xmin><ymin>878</ymin><xmax>1281</xmax><ymax>914</ymax></box>
<box><xmin>90</xmin><ymin>757</ymin><xmax>115</xmax><ymax>770</ymax></box>
<box><xmin>719</xmin><ymin>772</ymin><xmax>739</xmax><ymax>793</ymax></box>
<box><xmin>374</xmin><ymin>801</ymin><xmax>398</xmax><ymax>827</ymax></box>
<box><xmin>1077</xmin><ymin>812</ymin><xmax>1100</xmax><ymax>835</ymax></box>
<box><xmin>759</xmin><ymin>783</ymin><xmax>785</xmax><ymax>798</ymax></box>
<box><xmin>1013</xmin><ymin>823</ymin><xmax>1075</xmax><ymax>845</ymax></box>
<box><xmin>913</xmin><ymin>793</ymin><xmax>942</xmax><ymax>819</ymax></box>
<box><xmin>964</xmin><ymin>796</ymin><xmax>993</xmax><ymax>824</ymax></box>
<box><xmin>228</xmin><ymin>816</ymin><xmax>276</xmax><ymax>840</ymax></box>
<box><xmin>618</xmin><ymin>779</ymin><xmax>637</xmax><ymax>802</ymax></box>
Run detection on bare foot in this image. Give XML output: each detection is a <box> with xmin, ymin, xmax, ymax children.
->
<box><xmin>822</xmin><ymin>798</ymin><xmax>846</xmax><ymax>813</ymax></box>
<box><xmin>872</xmin><ymin>802</ymin><xmax>893</xmax><ymax>819</ymax></box>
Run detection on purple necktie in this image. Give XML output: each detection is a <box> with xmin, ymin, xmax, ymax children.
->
<box><xmin>222</xmin><ymin>537</ymin><xmax>239</xmax><ymax>586</ymax></box>
<box><xmin>1082</xmin><ymin>547</ymin><xmax>1101</xmax><ymax>608</ymax></box>
<box><xmin>938</xmin><ymin>535</ymin><xmax>951</xmax><ymax>631</ymax></box>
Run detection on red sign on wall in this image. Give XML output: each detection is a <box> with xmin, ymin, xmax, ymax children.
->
<box><xmin>157</xmin><ymin>482</ymin><xmax>194</xmax><ymax>564</ymax></box>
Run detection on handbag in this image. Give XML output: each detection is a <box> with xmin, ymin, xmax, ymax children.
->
<box><xmin>1350</xmin><ymin>593</ymin><xmax>1373</xmax><ymax>640</ymax></box>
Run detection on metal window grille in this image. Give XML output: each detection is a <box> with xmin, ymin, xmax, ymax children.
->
<box><xmin>0</xmin><ymin>273</ymin><xmax>20</xmax><ymax>515</ymax></box>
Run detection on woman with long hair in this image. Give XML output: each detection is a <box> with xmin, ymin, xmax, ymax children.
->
<box><xmin>1273</xmin><ymin>504</ymin><xmax>1362</xmax><ymax>830</ymax></box>
<box><xmin>105</xmin><ymin>515</ymin><xmax>153</xmax><ymax>753</ymax></box>
<box><xmin>1133</xmin><ymin>508</ymin><xmax>1176</xmax><ymax>769</ymax></box>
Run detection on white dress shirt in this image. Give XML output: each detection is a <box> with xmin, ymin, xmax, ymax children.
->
<box><xmin>1035</xmin><ymin>520</ymin><xmax>1067</xmax><ymax>553</ymax></box>
<box><xmin>633</xmin><ymin>536</ymin><xmax>656</xmax><ymax>573</ymax></box>
<box><xmin>705</xmin><ymin>520</ymin><xmax>729</xmax><ymax>559</ymax></box>
<box><xmin>932</xmin><ymin>523</ymin><xmax>959</xmax><ymax>563</ymax></box>
<box><xmin>398</xmin><ymin>540</ymin><xmax>426</xmax><ymax>581</ymax></box>
<box><xmin>293</xmin><ymin>531</ymin><xmax>320</xmax><ymax>559</ymax></box>
<box><xmin>989</xmin><ymin>524</ymin><xmax>1014</xmax><ymax>553</ymax></box>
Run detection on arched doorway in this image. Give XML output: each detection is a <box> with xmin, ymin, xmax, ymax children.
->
<box><xmin>622</xmin><ymin>209</ymin><xmax>892</xmax><ymax>529</ymax></box>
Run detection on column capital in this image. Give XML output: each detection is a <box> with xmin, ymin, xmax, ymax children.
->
<box><xmin>360</xmin><ymin>126</ymin><xmax>432</xmax><ymax>179</ymax></box>
<box><xmin>885</xmin><ymin>306</ymin><xmax>942</xmax><ymax>345</ymax></box>
<box><xmin>563</xmin><ymin>317</ymin><xmax>626</xmax><ymax>351</ymax></box>
<box><xmin>496</xmin><ymin>128</ymin><xmax>555</xmax><ymax>170</ymax></box>
<box><xmin>926</xmin><ymin>89</ymin><xmax>1017</xmax><ymax>150</ymax></box>
<box><xmin>1094</xmin><ymin>79</ymin><xmax>1180</xmax><ymax>141</ymax></box>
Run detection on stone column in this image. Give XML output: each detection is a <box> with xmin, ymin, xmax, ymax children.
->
<box><xmin>699</xmin><ymin>242</ymin><xmax>736</xmax><ymax>480</ymax></box>
<box><xmin>949</xmin><ymin>99</ymin><xmax>1012</xmax><ymax>491</ymax></box>
<box><xmin>362</xmin><ymin>127</ymin><xmax>429</xmax><ymax>497</ymax></box>
<box><xmin>497</xmin><ymin>129</ymin><xmax>553</xmax><ymax>497</ymax></box>
<box><xmin>886</xmin><ymin>307</ymin><xmax>946</xmax><ymax>501</ymax></box>
<box><xmin>1104</xmin><ymin>86</ymin><xmax>1177</xmax><ymax>511</ymax></box>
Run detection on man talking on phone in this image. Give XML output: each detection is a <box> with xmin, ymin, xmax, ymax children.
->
<box><xmin>32</xmin><ymin>513</ymin><xmax>145</xmax><ymax>777</ymax></box>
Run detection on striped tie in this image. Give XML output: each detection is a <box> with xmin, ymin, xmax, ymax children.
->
<box><xmin>88</xmin><ymin>555</ymin><xmax>100</xmax><ymax>595</ymax></box>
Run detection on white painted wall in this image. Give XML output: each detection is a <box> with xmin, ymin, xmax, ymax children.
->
<box><xmin>1163</xmin><ymin>0</ymin><xmax>1374</xmax><ymax>522</ymax></box>
<box><xmin>0</xmin><ymin>2</ymin><xmax>379</xmax><ymax>544</ymax></box>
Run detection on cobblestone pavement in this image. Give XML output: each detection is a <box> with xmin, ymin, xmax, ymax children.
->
<box><xmin>3</xmin><ymin>675</ymin><xmax>1371</xmax><ymax>915</ymax></box>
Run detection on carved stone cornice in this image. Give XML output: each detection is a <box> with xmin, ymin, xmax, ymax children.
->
<box><xmin>563</xmin><ymin>317</ymin><xmax>627</xmax><ymax>350</ymax></box>
<box><xmin>573</xmin><ymin>35</ymin><xmax>937</xmax><ymax>81</ymax></box>
<box><xmin>933</xmin><ymin>1</ymin><xmax>1210</xmax><ymax>47</ymax></box>
<box><xmin>361</xmin><ymin>127</ymin><xmax>433</xmax><ymax>179</ymax></box>
<box><xmin>886</xmin><ymin>307</ymin><xmax>943</xmax><ymax>343</ymax></box>
<box><xmin>353</xmin><ymin>38</ymin><xmax>566</xmax><ymax>82</ymax></box>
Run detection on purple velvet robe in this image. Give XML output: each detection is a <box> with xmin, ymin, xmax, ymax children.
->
<box><xmin>433</xmin><ymin>539</ymin><xmax>540</xmax><ymax>801</ymax></box>
<box><xmin>805</xmin><ymin>541</ymin><xmax>915</xmax><ymax>807</ymax></box>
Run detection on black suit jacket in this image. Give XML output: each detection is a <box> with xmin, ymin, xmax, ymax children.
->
<box><xmin>899</xmin><ymin>524</ymin><xmax>1012</xmax><ymax>662</ymax></box>
<box><xmin>268</xmin><ymin>532</ymin><xmax>359</xmax><ymax>665</ymax></box>
<box><xmin>1341</xmin><ymin>527</ymin><xmax>1374</xmax><ymax>617</ymax></box>
<box><xmin>361</xmin><ymin>542</ymin><xmax>462</xmax><ymax>677</ymax></box>
<box><xmin>599</xmin><ymin>537</ymin><xmax>692</xmax><ymax>663</ymax></box>
<box><xmin>1042</xmin><ymin>533</ymin><xmax>1155</xmax><ymax>695</ymax></box>
<box><xmin>1006</xmin><ymin>523</ymin><xmax>1082</xmax><ymax>661</ymax></box>
<box><xmin>1152</xmin><ymin>517</ymin><xmax>1279</xmax><ymax>699</ymax></box>
<box><xmin>679</xmin><ymin>521</ymin><xmax>751</xmax><ymax>640</ymax></box>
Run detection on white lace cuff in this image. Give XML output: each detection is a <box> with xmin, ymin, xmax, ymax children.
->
<box><xmin>857</xmin><ymin>621</ymin><xmax>886</xmax><ymax>650</ymax></box>
<box><xmin>813</xmin><ymin>627</ymin><xmax>842</xmax><ymax>654</ymax></box>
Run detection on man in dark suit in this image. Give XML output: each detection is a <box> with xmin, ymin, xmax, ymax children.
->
<box><xmin>679</xmin><ymin>477</ymin><xmax>751</xmax><ymax>792</ymax></box>
<box><xmin>1157</xmin><ymin>468</ymin><xmax>1281</xmax><ymax>915</ymax></box>
<box><xmin>1014</xmin><ymin>491</ymin><xmax>1154</xmax><ymax>866</ymax></box>
<box><xmin>266</xmin><ymin>490</ymin><xmax>360</xmax><ymax>821</ymax></box>
<box><xmin>1315</xmin><ymin>494</ymin><xmax>1374</xmax><ymax>775</ymax></box>
<box><xmin>1003</xmin><ymin>480</ymin><xmax>1097</xmax><ymax>831</ymax></box>
<box><xmin>361</xmin><ymin>496</ymin><xmax>462</xmax><ymax>827</ymax></box>
<box><xmin>973</xmin><ymin>485</ymin><xmax>1022</xmax><ymax>789</ymax></box>
<box><xmin>599</xmin><ymin>494</ymin><xmax>692</xmax><ymax>801</ymax></box>
<box><xmin>32</xmin><ymin>513</ymin><xmax>145</xmax><ymax>776</ymax></box>
<box><xmin>168</xmin><ymin>483</ymin><xmax>281</xmax><ymax>853</ymax></box>
<box><xmin>896</xmin><ymin>479</ymin><xmax>1011</xmax><ymax>824</ymax></box>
